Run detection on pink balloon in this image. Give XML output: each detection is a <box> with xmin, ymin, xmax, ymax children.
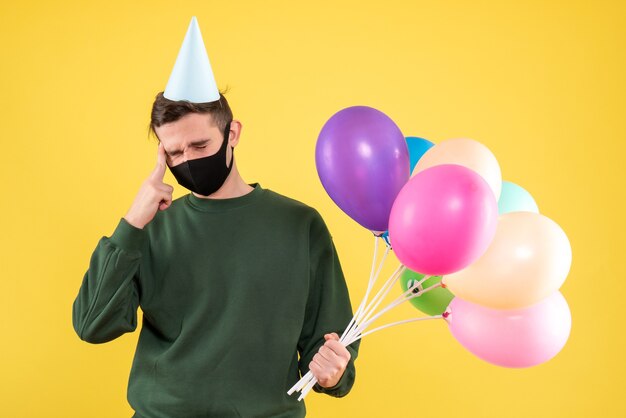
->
<box><xmin>445</xmin><ymin>292</ymin><xmax>572</xmax><ymax>368</ymax></box>
<box><xmin>388</xmin><ymin>164</ymin><xmax>498</xmax><ymax>275</ymax></box>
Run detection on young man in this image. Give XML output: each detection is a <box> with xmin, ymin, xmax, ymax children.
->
<box><xmin>71</xmin><ymin>17</ymin><xmax>359</xmax><ymax>417</ymax></box>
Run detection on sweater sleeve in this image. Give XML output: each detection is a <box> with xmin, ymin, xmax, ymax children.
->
<box><xmin>297</xmin><ymin>209</ymin><xmax>361</xmax><ymax>398</ymax></box>
<box><xmin>72</xmin><ymin>217</ymin><xmax>147</xmax><ymax>344</ymax></box>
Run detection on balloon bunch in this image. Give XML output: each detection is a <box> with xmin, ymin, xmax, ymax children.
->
<box><xmin>287</xmin><ymin>106</ymin><xmax>572</xmax><ymax>400</ymax></box>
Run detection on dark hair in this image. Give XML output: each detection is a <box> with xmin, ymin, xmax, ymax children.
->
<box><xmin>147</xmin><ymin>86</ymin><xmax>233</xmax><ymax>141</ymax></box>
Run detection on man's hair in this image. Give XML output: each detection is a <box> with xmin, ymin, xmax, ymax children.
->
<box><xmin>147</xmin><ymin>87</ymin><xmax>233</xmax><ymax>141</ymax></box>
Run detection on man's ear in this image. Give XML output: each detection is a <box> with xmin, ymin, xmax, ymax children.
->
<box><xmin>229</xmin><ymin>120</ymin><xmax>242</xmax><ymax>147</ymax></box>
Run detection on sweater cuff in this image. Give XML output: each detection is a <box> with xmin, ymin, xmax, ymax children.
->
<box><xmin>314</xmin><ymin>365</ymin><xmax>350</xmax><ymax>391</ymax></box>
<box><xmin>108</xmin><ymin>217</ymin><xmax>147</xmax><ymax>254</ymax></box>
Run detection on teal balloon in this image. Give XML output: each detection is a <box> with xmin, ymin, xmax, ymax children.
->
<box><xmin>405</xmin><ymin>137</ymin><xmax>434</xmax><ymax>173</ymax></box>
<box><xmin>399</xmin><ymin>269</ymin><xmax>454</xmax><ymax>316</ymax></box>
<box><xmin>498</xmin><ymin>181</ymin><xmax>539</xmax><ymax>214</ymax></box>
<box><xmin>380</xmin><ymin>231</ymin><xmax>391</xmax><ymax>247</ymax></box>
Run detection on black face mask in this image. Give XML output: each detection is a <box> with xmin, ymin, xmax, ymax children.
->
<box><xmin>167</xmin><ymin>120</ymin><xmax>234</xmax><ymax>196</ymax></box>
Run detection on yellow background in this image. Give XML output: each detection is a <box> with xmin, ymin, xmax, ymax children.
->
<box><xmin>1</xmin><ymin>0</ymin><xmax>624</xmax><ymax>416</ymax></box>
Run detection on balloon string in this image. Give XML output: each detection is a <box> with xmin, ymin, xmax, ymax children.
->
<box><xmin>290</xmin><ymin>241</ymin><xmax>445</xmax><ymax>399</ymax></box>
<box><xmin>341</xmin><ymin>237</ymin><xmax>396</xmax><ymax>344</ymax></box>
<box><xmin>346</xmin><ymin>315</ymin><xmax>443</xmax><ymax>345</ymax></box>
<box><xmin>414</xmin><ymin>274</ymin><xmax>430</xmax><ymax>289</ymax></box>
<box><xmin>288</xmin><ymin>235</ymin><xmax>443</xmax><ymax>400</ymax></box>
<box><xmin>345</xmin><ymin>279</ymin><xmax>441</xmax><ymax>345</ymax></box>
<box><xmin>344</xmin><ymin>273</ymin><xmax>430</xmax><ymax>343</ymax></box>
<box><xmin>341</xmin><ymin>236</ymin><xmax>388</xmax><ymax>342</ymax></box>
<box><xmin>287</xmin><ymin>370</ymin><xmax>312</xmax><ymax>395</ymax></box>
<box><xmin>289</xmin><ymin>276</ymin><xmax>442</xmax><ymax>398</ymax></box>
<box><xmin>296</xmin><ymin>315</ymin><xmax>444</xmax><ymax>400</ymax></box>
<box><xmin>343</xmin><ymin>264</ymin><xmax>404</xmax><ymax>342</ymax></box>
<box><xmin>298</xmin><ymin>377</ymin><xmax>318</xmax><ymax>401</ymax></box>
<box><xmin>343</xmin><ymin>266</ymin><xmax>407</xmax><ymax>344</ymax></box>
<box><xmin>351</xmin><ymin>235</ymin><xmax>380</xmax><ymax>323</ymax></box>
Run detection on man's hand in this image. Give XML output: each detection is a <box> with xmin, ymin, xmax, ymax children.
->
<box><xmin>124</xmin><ymin>142</ymin><xmax>174</xmax><ymax>229</ymax></box>
<box><xmin>309</xmin><ymin>332</ymin><xmax>351</xmax><ymax>388</ymax></box>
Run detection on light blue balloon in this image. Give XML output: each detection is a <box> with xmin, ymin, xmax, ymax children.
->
<box><xmin>405</xmin><ymin>137</ymin><xmax>434</xmax><ymax>173</ymax></box>
<box><xmin>498</xmin><ymin>181</ymin><xmax>539</xmax><ymax>214</ymax></box>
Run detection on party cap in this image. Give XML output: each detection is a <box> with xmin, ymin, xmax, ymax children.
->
<box><xmin>163</xmin><ymin>16</ymin><xmax>220</xmax><ymax>103</ymax></box>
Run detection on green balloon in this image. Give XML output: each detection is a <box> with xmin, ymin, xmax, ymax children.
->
<box><xmin>399</xmin><ymin>268</ymin><xmax>455</xmax><ymax>316</ymax></box>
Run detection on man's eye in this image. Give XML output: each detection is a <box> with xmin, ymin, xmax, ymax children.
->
<box><xmin>196</xmin><ymin>145</ymin><xmax>207</xmax><ymax>149</ymax></box>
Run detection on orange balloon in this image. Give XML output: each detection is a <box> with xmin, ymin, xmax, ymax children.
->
<box><xmin>411</xmin><ymin>138</ymin><xmax>502</xmax><ymax>200</ymax></box>
<box><xmin>442</xmin><ymin>212</ymin><xmax>572</xmax><ymax>309</ymax></box>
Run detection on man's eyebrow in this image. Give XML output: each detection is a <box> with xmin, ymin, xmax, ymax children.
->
<box><xmin>166</xmin><ymin>139</ymin><xmax>211</xmax><ymax>155</ymax></box>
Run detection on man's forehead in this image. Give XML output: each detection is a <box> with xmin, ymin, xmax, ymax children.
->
<box><xmin>157</xmin><ymin>116</ymin><xmax>220</xmax><ymax>146</ymax></box>
<box><xmin>158</xmin><ymin>113</ymin><xmax>216</xmax><ymax>132</ymax></box>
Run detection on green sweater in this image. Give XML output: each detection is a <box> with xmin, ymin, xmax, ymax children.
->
<box><xmin>72</xmin><ymin>182</ymin><xmax>360</xmax><ymax>417</ymax></box>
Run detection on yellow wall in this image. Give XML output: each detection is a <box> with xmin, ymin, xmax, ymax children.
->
<box><xmin>1</xmin><ymin>0</ymin><xmax>624</xmax><ymax>416</ymax></box>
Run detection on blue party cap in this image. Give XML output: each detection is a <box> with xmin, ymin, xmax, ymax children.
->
<box><xmin>163</xmin><ymin>16</ymin><xmax>220</xmax><ymax>103</ymax></box>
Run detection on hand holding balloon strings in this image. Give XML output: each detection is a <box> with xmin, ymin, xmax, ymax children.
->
<box><xmin>288</xmin><ymin>236</ymin><xmax>388</xmax><ymax>398</ymax></box>
<box><xmin>289</xmin><ymin>234</ymin><xmax>444</xmax><ymax>399</ymax></box>
<box><xmin>288</xmin><ymin>234</ymin><xmax>392</xmax><ymax>398</ymax></box>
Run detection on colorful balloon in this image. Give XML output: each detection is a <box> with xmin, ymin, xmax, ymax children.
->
<box><xmin>405</xmin><ymin>136</ymin><xmax>434</xmax><ymax>173</ymax></box>
<box><xmin>380</xmin><ymin>231</ymin><xmax>391</xmax><ymax>247</ymax></box>
<box><xmin>411</xmin><ymin>138</ymin><xmax>502</xmax><ymax>200</ymax></box>
<box><xmin>498</xmin><ymin>180</ymin><xmax>539</xmax><ymax>214</ymax></box>
<box><xmin>315</xmin><ymin>106</ymin><xmax>410</xmax><ymax>232</ymax></box>
<box><xmin>389</xmin><ymin>164</ymin><xmax>498</xmax><ymax>276</ymax></box>
<box><xmin>445</xmin><ymin>292</ymin><xmax>571</xmax><ymax>368</ymax></box>
<box><xmin>443</xmin><ymin>212</ymin><xmax>572</xmax><ymax>309</ymax></box>
<box><xmin>399</xmin><ymin>269</ymin><xmax>454</xmax><ymax>316</ymax></box>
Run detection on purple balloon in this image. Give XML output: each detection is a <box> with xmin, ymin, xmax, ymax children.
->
<box><xmin>315</xmin><ymin>106</ymin><xmax>410</xmax><ymax>232</ymax></box>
